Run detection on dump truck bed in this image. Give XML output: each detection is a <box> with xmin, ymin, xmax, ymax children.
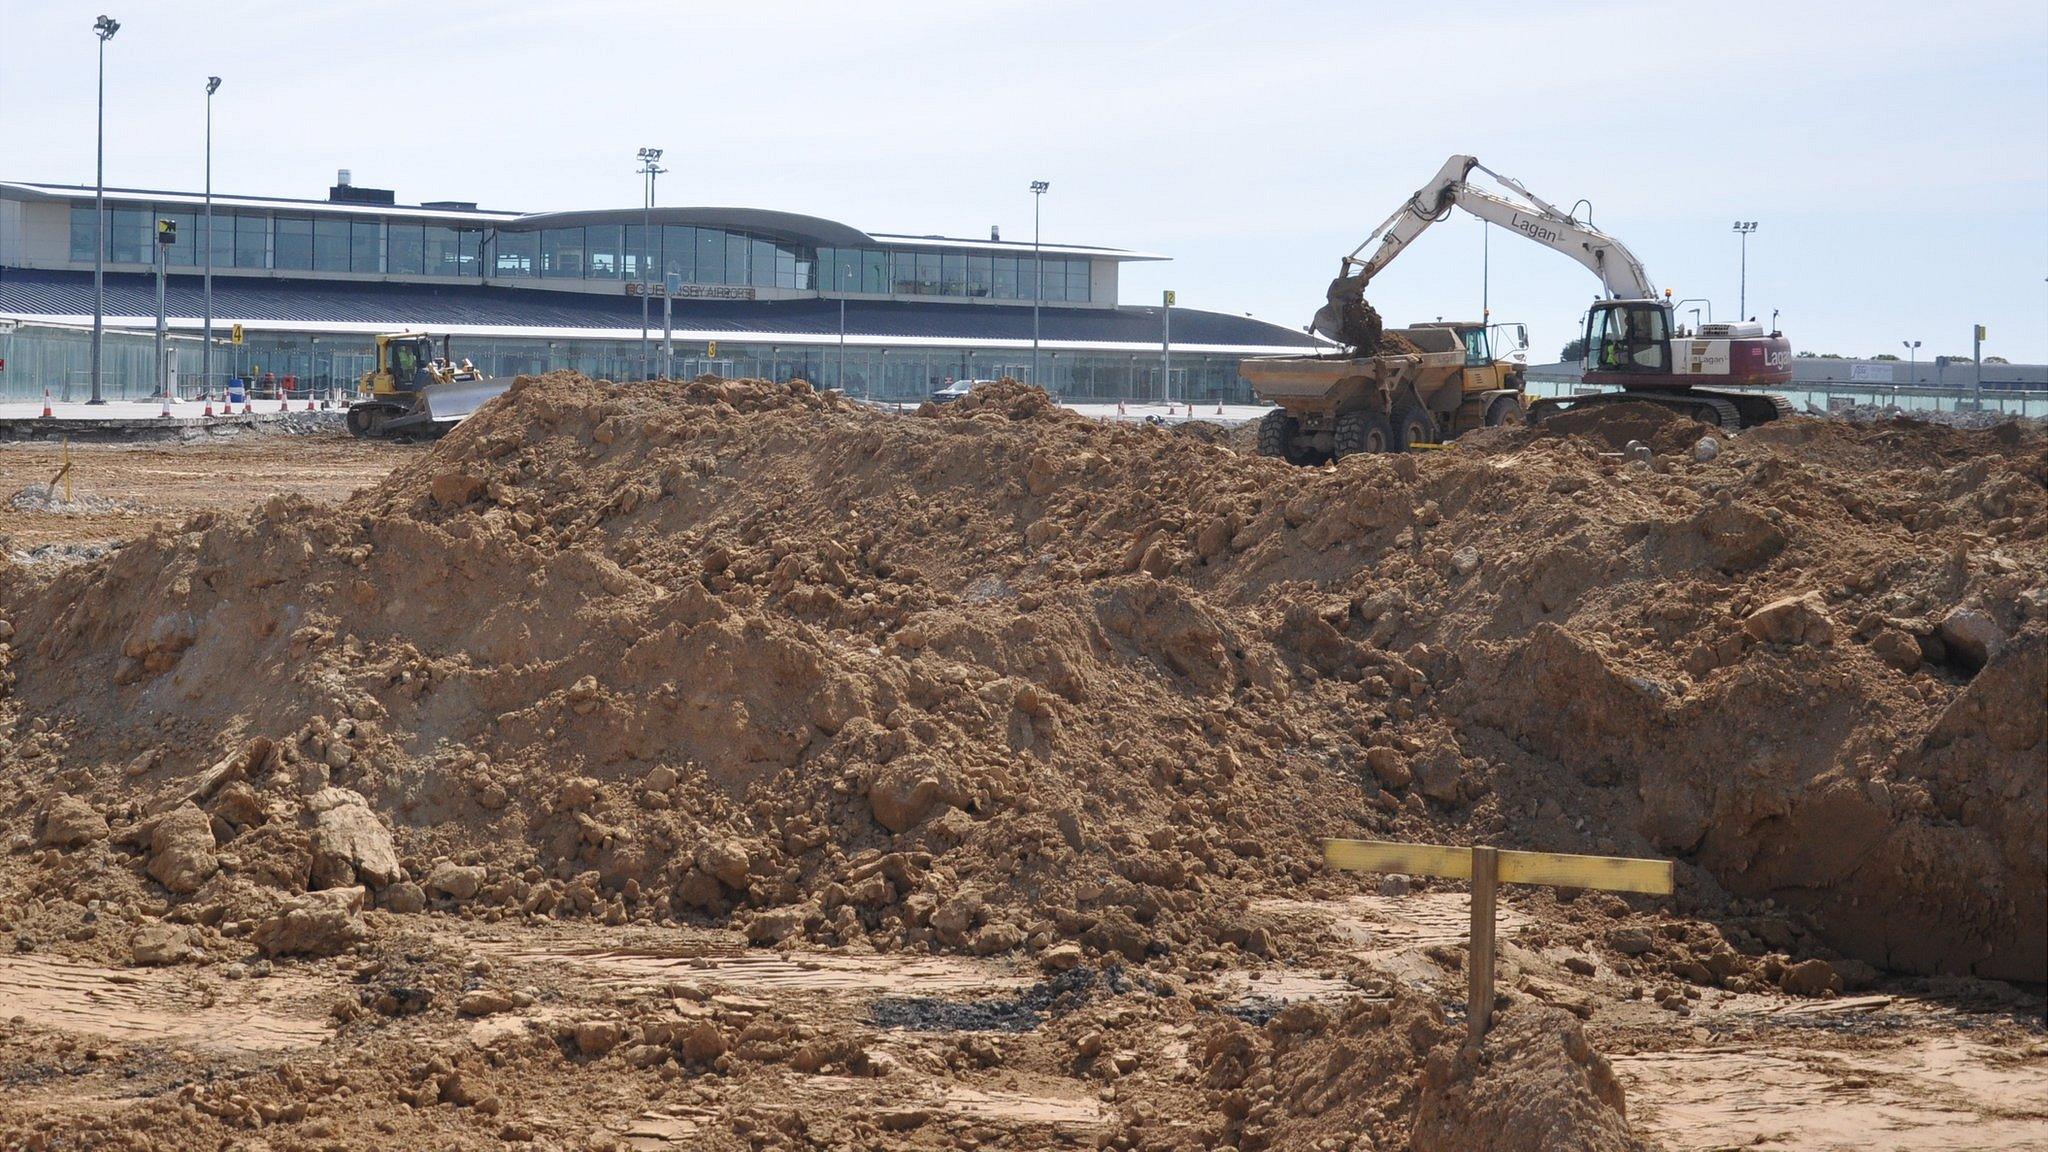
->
<box><xmin>1239</xmin><ymin>349</ymin><xmax>1462</xmax><ymax>408</ymax></box>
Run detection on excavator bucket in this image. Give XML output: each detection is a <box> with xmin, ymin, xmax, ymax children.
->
<box><xmin>1311</xmin><ymin>272</ymin><xmax>1381</xmax><ymax>352</ymax></box>
<box><xmin>417</xmin><ymin>376</ymin><xmax>511</xmax><ymax>425</ymax></box>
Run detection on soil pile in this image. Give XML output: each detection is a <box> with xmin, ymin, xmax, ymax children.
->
<box><xmin>1</xmin><ymin>373</ymin><xmax>2043</xmax><ymax>1143</ymax></box>
<box><xmin>2</xmin><ymin>375</ymin><xmax>2041</xmax><ymax>981</ymax></box>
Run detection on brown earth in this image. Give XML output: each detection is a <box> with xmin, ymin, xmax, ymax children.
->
<box><xmin>0</xmin><ymin>376</ymin><xmax>2042</xmax><ymax>1150</ymax></box>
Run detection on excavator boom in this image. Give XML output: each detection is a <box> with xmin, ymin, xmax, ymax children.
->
<box><xmin>1311</xmin><ymin>156</ymin><xmax>1656</xmax><ymax>345</ymax></box>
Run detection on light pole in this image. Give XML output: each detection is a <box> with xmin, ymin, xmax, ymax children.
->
<box><xmin>1902</xmin><ymin>339</ymin><xmax>1919</xmax><ymax>386</ymax></box>
<box><xmin>1030</xmin><ymin>180</ymin><xmax>1049</xmax><ymax>385</ymax></box>
<box><xmin>636</xmin><ymin>147</ymin><xmax>665</xmax><ymax>381</ymax></box>
<box><xmin>202</xmin><ymin>76</ymin><xmax>221</xmax><ymax>400</ymax></box>
<box><xmin>89</xmin><ymin>14</ymin><xmax>120</xmax><ymax>404</ymax></box>
<box><xmin>1731</xmin><ymin>220</ymin><xmax>1757</xmax><ymax>320</ymax></box>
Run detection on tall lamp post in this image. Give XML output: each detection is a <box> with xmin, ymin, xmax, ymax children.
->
<box><xmin>1731</xmin><ymin>220</ymin><xmax>1758</xmax><ymax>320</ymax></box>
<box><xmin>636</xmin><ymin>147</ymin><xmax>665</xmax><ymax>381</ymax></box>
<box><xmin>1902</xmin><ymin>339</ymin><xmax>1919</xmax><ymax>387</ymax></box>
<box><xmin>201</xmin><ymin>76</ymin><xmax>221</xmax><ymax>400</ymax></box>
<box><xmin>89</xmin><ymin>14</ymin><xmax>120</xmax><ymax>404</ymax></box>
<box><xmin>1030</xmin><ymin>180</ymin><xmax>1049</xmax><ymax>385</ymax></box>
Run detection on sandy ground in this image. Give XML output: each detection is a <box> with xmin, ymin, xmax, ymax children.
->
<box><xmin>1</xmin><ymin>886</ymin><xmax>2039</xmax><ymax>1150</ymax></box>
<box><xmin>0</xmin><ymin>430</ymin><xmax>418</xmax><ymax>551</ymax></box>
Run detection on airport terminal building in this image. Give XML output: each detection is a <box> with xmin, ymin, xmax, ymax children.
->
<box><xmin>0</xmin><ymin>175</ymin><xmax>1318</xmax><ymax>402</ymax></box>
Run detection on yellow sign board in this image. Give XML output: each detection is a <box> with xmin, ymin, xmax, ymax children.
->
<box><xmin>1324</xmin><ymin>839</ymin><xmax>1672</xmax><ymax>895</ymax></box>
<box><xmin>230</xmin><ymin>323</ymin><xmax>244</xmax><ymax>345</ymax></box>
<box><xmin>707</xmin><ymin>341</ymin><xmax>718</xmax><ymax>358</ymax></box>
<box><xmin>1163</xmin><ymin>290</ymin><xmax>1176</xmax><ymax>307</ymax></box>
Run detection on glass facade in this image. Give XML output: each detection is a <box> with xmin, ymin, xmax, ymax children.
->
<box><xmin>64</xmin><ymin>203</ymin><xmax>486</xmax><ymax>278</ymax></box>
<box><xmin>59</xmin><ymin>203</ymin><xmax>1097</xmax><ymax>303</ymax></box>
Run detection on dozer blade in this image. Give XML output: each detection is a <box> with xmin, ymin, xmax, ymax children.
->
<box><xmin>417</xmin><ymin>377</ymin><xmax>510</xmax><ymax>425</ymax></box>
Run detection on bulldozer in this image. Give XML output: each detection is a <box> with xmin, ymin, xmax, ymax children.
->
<box><xmin>346</xmin><ymin>332</ymin><xmax>508</xmax><ymax>439</ymax></box>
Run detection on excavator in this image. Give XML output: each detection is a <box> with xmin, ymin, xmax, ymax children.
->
<box><xmin>1307</xmin><ymin>154</ymin><xmax>1794</xmax><ymax>429</ymax></box>
<box><xmin>346</xmin><ymin>332</ymin><xmax>509</xmax><ymax>439</ymax></box>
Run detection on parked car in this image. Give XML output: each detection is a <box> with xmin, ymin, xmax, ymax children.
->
<box><xmin>930</xmin><ymin>379</ymin><xmax>1000</xmax><ymax>404</ymax></box>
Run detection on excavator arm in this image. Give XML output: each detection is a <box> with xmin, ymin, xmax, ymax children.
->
<box><xmin>1311</xmin><ymin>155</ymin><xmax>1658</xmax><ymax>345</ymax></box>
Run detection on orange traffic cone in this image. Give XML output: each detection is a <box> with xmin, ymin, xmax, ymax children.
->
<box><xmin>1117</xmin><ymin>400</ymin><xmax>1126</xmax><ymax>416</ymax></box>
<box><xmin>1215</xmin><ymin>402</ymin><xmax>1224</xmax><ymax>415</ymax></box>
<box><xmin>279</xmin><ymin>391</ymin><xmax>290</xmax><ymax>413</ymax></box>
<box><xmin>41</xmin><ymin>386</ymin><xmax>54</xmax><ymax>419</ymax></box>
<box><xmin>160</xmin><ymin>388</ymin><xmax>173</xmax><ymax>418</ymax></box>
<box><xmin>203</xmin><ymin>390</ymin><xmax>214</xmax><ymax>417</ymax></box>
<box><xmin>306</xmin><ymin>395</ymin><xmax>316</xmax><ymax>411</ymax></box>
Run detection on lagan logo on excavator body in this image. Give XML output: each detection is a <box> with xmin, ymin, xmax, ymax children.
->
<box><xmin>1764</xmin><ymin>349</ymin><xmax>1791</xmax><ymax>368</ymax></box>
<box><xmin>1510</xmin><ymin>213</ymin><xmax>1559</xmax><ymax>244</ymax></box>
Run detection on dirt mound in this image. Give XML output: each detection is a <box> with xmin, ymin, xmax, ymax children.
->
<box><xmin>1377</xmin><ymin>329</ymin><xmax>1425</xmax><ymax>356</ymax></box>
<box><xmin>1</xmin><ymin>372</ymin><xmax>2044</xmax><ymax>1144</ymax></box>
<box><xmin>1533</xmin><ymin>400</ymin><xmax>1715</xmax><ymax>454</ymax></box>
<box><xmin>2</xmin><ymin>374</ymin><xmax>2041</xmax><ymax>984</ymax></box>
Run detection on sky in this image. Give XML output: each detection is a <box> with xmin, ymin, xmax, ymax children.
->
<box><xmin>3</xmin><ymin>0</ymin><xmax>2045</xmax><ymax>362</ymax></box>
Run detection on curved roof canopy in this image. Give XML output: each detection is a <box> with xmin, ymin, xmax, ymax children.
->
<box><xmin>507</xmin><ymin>206</ymin><xmax>874</xmax><ymax>248</ymax></box>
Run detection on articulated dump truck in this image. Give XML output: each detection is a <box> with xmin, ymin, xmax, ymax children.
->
<box><xmin>1242</xmin><ymin>319</ymin><xmax>1529</xmax><ymax>464</ymax></box>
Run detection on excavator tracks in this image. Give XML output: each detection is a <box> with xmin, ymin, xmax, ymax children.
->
<box><xmin>1530</xmin><ymin>389</ymin><xmax>1791</xmax><ymax>431</ymax></box>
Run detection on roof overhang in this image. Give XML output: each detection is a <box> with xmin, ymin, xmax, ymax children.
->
<box><xmin>506</xmin><ymin>207</ymin><xmax>874</xmax><ymax>248</ymax></box>
<box><xmin>0</xmin><ymin>181</ymin><xmax>519</xmax><ymax>224</ymax></box>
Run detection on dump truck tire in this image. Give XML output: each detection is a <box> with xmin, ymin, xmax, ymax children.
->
<box><xmin>1334</xmin><ymin>410</ymin><xmax>1392</xmax><ymax>458</ymax></box>
<box><xmin>1391</xmin><ymin>399</ymin><xmax>1438</xmax><ymax>451</ymax></box>
<box><xmin>1485</xmin><ymin>395</ymin><xmax>1524</xmax><ymax>427</ymax></box>
<box><xmin>1256</xmin><ymin>410</ymin><xmax>1296</xmax><ymax>460</ymax></box>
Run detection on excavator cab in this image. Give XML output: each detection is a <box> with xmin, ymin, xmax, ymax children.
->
<box><xmin>1584</xmin><ymin>300</ymin><xmax>1670</xmax><ymax>376</ymax></box>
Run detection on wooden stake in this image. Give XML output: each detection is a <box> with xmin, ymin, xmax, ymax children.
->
<box><xmin>1467</xmin><ymin>845</ymin><xmax>1498</xmax><ymax>1047</ymax></box>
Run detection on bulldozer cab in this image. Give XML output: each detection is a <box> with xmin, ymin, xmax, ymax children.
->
<box><xmin>363</xmin><ymin>332</ymin><xmax>441</xmax><ymax>399</ymax></box>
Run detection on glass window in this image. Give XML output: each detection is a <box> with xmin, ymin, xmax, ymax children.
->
<box><xmin>541</xmin><ymin>227</ymin><xmax>582</xmax><ymax>278</ymax></box>
<box><xmin>584</xmin><ymin>225</ymin><xmax>622</xmax><ymax>279</ymax></box>
<box><xmin>387</xmin><ymin>224</ymin><xmax>425</xmax><ymax>275</ymax></box>
<box><xmin>940</xmin><ymin>252</ymin><xmax>965</xmax><ymax>296</ymax></box>
<box><xmin>350</xmin><ymin>219</ymin><xmax>382</xmax><ymax>273</ymax></box>
<box><xmin>726</xmin><ymin>231</ymin><xmax>749</xmax><ymax>285</ymax></box>
<box><xmin>794</xmin><ymin>253</ymin><xmax>812</xmax><ymax>290</ymax></box>
<box><xmin>109</xmin><ymin>208</ymin><xmax>148</xmax><ymax>264</ymax></box>
<box><xmin>966</xmin><ymin>254</ymin><xmax>991</xmax><ymax>297</ymax></box>
<box><xmin>916</xmin><ymin>251</ymin><xmax>940</xmax><ymax>295</ymax></box>
<box><xmin>662</xmin><ymin>225</ymin><xmax>695</xmax><ymax>281</ymax></box>
<box><xmin>862</xmin><ymin>248</ymin><xmax>887</xmax><ymax>293</ymax></box>
<box><xmin>424</xmin><ymin>226</ymin><xmax>463</xmax><ymax>277</ymax></box>
<box><xmin>455</xmin><ymin>229</ymin><xmax>482</xmax><ymax>277</ymax></box>
<box><xmin>204</xmin><ymin>210</ymin><xmax>235</xmax><ymax>269</ymax></box>
<box><xmin>1067</xmin><ymin>260</ymin><xmax>1091</xmax><ymax>303</ymax></box>
<box><xmin>1039</xmin><ymin>258</ymin><xmax>1065</xmax><ymax>302</ymax></box>
<box><xmin>274</xmin><ymin>217</ymin><xmax>312</xmax><ymax>271</ymax></box>
<box><xmin>750</xmin><ymin>238</ymin><xmax>777</xmax><ymax>288</ymax></box>
<box><xmin>891</xmin><ymin>250</ymin><xmax>916</xmax><ymax>294</ymax></box>
<box><xmin>993</xmin><ymin>255</ymin><xmax>1017</xmax><ymax>300</ymax></box>
<box><xmin>696</xmin><ymin>228</ymin><xmax>724</xmax><ymax>283</ymax></box>
<box><xmin>236</xmin><ymin>214</ymin><xmax>270</xmax><ymax>269</ymax></box>
<box><xmin>312</xmin><ymin>218</ymin><xmax>350</xmax><ymax>272</ymax></box>
<box><xmin>624</xmin><ymin>224</ymin><xmax>649</xmax><ymax>280</ymax></box>
<box><xmin>69</xmin><ymin>205</ymin><xmax>95</xmax><ymax>261</ymax></box>
<box><xmin>494</xmin><ymin>230</ymin><xmax>537</xmax><ymax>278</ymax></box>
